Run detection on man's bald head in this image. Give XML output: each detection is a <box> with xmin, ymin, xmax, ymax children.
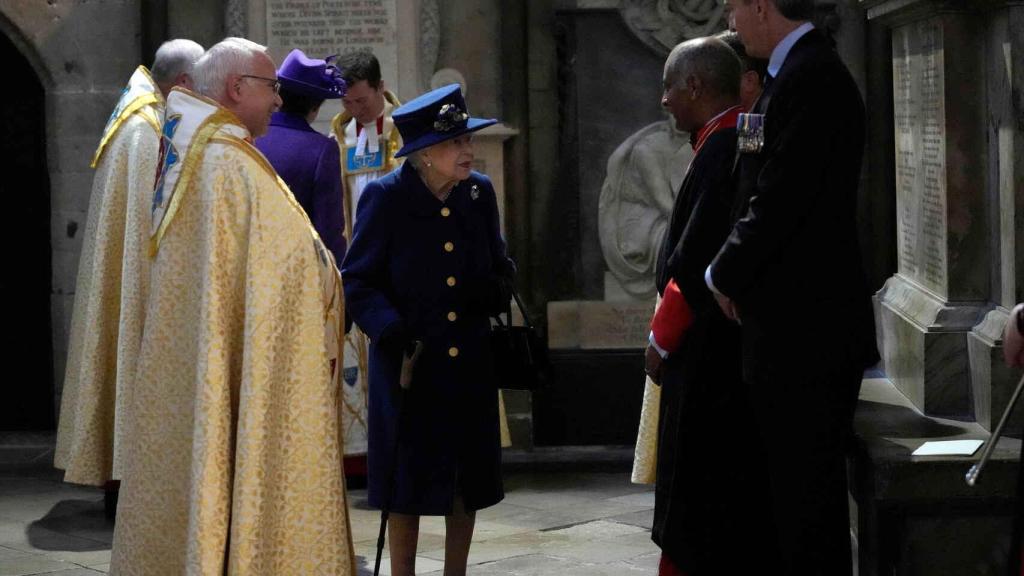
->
<box><xmin>661</xmin><ymin>37</ymin><xmax>742</xmax><ymax>132</ymax></box>
<box><xmin>151</xmin><ymin>39</ymin><xmax>204</xmax><ymax>97</ymax></box>
<box><xmin>664</xmin><ymin>37</ymin><xmax>742</xmax><ymax>101</ymax></box>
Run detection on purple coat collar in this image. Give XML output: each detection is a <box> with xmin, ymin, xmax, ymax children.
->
<box><xmin>269</xmin><ymin>111</ymin><xmax>316</xmax><ymax>133</ymax></box>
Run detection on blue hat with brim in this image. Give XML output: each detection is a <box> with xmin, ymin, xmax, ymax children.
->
<box><xmin>277</xmin><ymin>49</ymin><xmax>347</xmax><ymax>100</ymax></box>
<box><xmin>393</xmin><ymin>84</ymin><xmax>497</xmax><ymax>157</ymax></box>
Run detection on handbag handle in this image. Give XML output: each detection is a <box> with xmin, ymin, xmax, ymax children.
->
<box><xmin>493</xmin><ymin>284</ymin><xmax>534</xmax><ymax>330</ymax></box>
<box><xmin>511</xmin><ymin>286</ymin><xmax>535</xmax><ymax>330</ymax></box>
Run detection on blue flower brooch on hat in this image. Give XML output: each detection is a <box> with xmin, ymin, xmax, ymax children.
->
<box><xmin>392</xmin><ymin>84</ymin><xmax>497</xmax><ymax>157</ymax></box>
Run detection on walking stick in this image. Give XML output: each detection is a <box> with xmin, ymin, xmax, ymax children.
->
<box><xmin>374</xmin><ymin>341</ymin><xmax>423</xmax><ymax>576</ymax></box>
<box><xmin>965</xmin><ymin>372</ymin><xmax>1024</xmax><ymax>487</ymax></box>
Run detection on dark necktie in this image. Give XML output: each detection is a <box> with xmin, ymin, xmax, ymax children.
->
<box><xmin>752</xmin><ymin>74</ymin><xmax>775</xmax><ymax>114</ymax></box>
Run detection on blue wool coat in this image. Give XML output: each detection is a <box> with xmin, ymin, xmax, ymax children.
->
<box><xmin>255</xmin><ymin>111</ymin><xmax>346</xmax><ymax>264</ymax></box>
<box><xmin>342</xmin><ymin>162</ymin><xmax>511</xmax><ymax>515</ymax></box>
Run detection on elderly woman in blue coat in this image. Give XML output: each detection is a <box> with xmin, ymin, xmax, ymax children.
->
<box><xmin>342</xmin><ymin>84</ymin><xmax>514</xmax><ymax>576</ymax></box>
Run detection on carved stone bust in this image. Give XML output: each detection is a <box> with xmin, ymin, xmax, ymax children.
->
<box><xmin>599</xmin><ymin>118</ymin><xmax>693</xmax><ymax>300</ymax></box>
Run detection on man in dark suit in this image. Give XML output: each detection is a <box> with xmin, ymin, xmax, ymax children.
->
<box><xmin>643</xmin><ymin>36</ymin><xmax>776</xmax><ymax>576</ymax></box>
<box><xmin>708</xmin><ymin>1</ymin><xmax>880</xmax><ymax>574</ymax></box>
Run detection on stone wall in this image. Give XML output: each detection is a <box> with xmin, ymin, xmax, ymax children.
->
<box><xmin>0</xmin><ymin>1</ymin><xmax>142</xmax><ymax>416</ymax></box>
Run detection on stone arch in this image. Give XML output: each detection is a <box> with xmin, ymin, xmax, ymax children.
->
<box><xmin>0</xmin><ymin>2</ymin><xmax>141</xmax><ymax>429</ymax></box>
<box><xmin>0</xmin><ymin>10</ymin><xmax>54</xmax><ymax>92</ymax></box>
<box><xmin>0</xmin><ymin>10</ymin><xmax>54</xmax><ymax>429</ymax></box>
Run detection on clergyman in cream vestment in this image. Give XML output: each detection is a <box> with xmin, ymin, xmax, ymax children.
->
<box><xmin>54</xmin><ymin>65</ymin><xmax>165</xmax><ymax>486</ymax></box>
<box><xmin>109</xmin><ymin>85</ymin><xmax>355</xmax><ymax>575</ymax></box>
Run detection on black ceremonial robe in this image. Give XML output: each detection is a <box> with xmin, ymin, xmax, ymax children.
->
<box><xmin>651</xmin><ymin>126</ymin><xmax>778</xmax><ymax>574</ymax></box>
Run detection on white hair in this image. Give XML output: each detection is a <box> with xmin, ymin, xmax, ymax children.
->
<box><xmin>406</xmin><ymin>150</ymin><xmax>426</xmax><ymax>171</ymax></box>
<box><xmin>191</xmin><ymin>37</ymin><xmax>268</xmax><ymax>101</ymax></box>
<box><xmin>150</xmin><ymin>39</ymin><xmax>204</xmax><ymax>86</ymax></box>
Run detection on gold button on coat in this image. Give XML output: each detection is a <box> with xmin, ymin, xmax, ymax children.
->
<box><xmin>446</xmin><ymin>276</ymin><xmax>457</xmax><ymax>287</ymax></box>
<box><xmin>444</xmin><ymin>241</ymin><xmax>454</xmax><ymax>252</ymax></box>
<box><xmin>441</xmin><ymin>207</ymin><xmax>451</xmax><ymax>217</ymax></box>
<box><xmin>448</xmin><ymin>347</ymin><xmax>459</xmax><ymax>357</ymax></box>
<box><xmin>447</xmin><ymin>311</ymin><xmax>457</xmax><ymax>322</ymax></box>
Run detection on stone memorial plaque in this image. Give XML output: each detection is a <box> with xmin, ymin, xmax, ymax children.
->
<box><xmin>578</xmin><ymin>301</ymin><xmax>652</xmax><ymax>349</ymax></box>
<box><xmin>892</xmin><ymin>20</ymin><xmax>948</xmax><ymax>297</ymax></box>
<box><xmin>547</xmin><ymin>300</ymin><xmax>655</xmax><ymax>349</ymax></box>
<box><xmin>266</xmin><ymin>0</ymin><xmax>398</xmax><ymax>90</ymax></box>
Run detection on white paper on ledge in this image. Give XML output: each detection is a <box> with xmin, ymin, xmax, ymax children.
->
<box><xmin>911</xmin><ymin>440</ymin><xmax>984</xmax><ymax>457</ymax></box>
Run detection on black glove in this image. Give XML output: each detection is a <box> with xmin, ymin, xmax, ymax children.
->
<box><xmin>377</xmin><ymin>321</ymin><xmax>410</xmax><ymax>359</ymax></box>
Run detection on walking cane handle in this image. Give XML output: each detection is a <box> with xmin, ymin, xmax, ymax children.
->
<box><xmin>965</xmin><ymin>372</ymin><xmax>1024</xmax><ymax>487</ymax></box>
<box><xmin>965</xmin><ymin>464</ymin><xmax>980</xmax><ymax>487</ymax></box>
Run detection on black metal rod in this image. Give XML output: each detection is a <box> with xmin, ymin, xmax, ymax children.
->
<box><xmin>373</xmin><ymin>341</ymin><xmax>422</xmax><ymax>575</ymax></box>
<box><xmin>966</xmin><ymin>372</ymin><xmax>1024</xmax><ymax>487</ymax></box>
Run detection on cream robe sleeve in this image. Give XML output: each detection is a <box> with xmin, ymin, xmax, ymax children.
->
<box><xmin>631</xmin><ymin>296</ymin><xmax>662</xmax><ymax>485</ymax></box>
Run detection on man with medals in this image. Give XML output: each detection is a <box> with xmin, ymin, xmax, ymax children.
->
<box><xmin>330</xmin><ymin>51</ymin><xmax>403</xmax><ymax>484</ymax></box>
<box><xmin>54</xmin><ymin>39</ymin><xmax>203</xmax><ymax>506</ymax></box>
<box><xmin>709</xmin><ymin>1</ymin><xmax>879</xmax><ymax>573</ymax></box>
<box><xmin>641</xmin><ymin>37</ymin><xmax>777</xmax><ymax>576</ymax></box>
<box><xmin>110</xmin><ymin>38</ymin><xmax>355</xmax><ymax>575</ymax></box>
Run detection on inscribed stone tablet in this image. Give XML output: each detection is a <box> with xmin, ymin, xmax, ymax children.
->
<box><xmin>892</xmin><ymin>20</ymin><xmax>948</xmax><ymax>297</ymax></box>
<box><xmin>266</xmin><ymin>0</ymin><xmax>398</xmax><ymax>91</ymax></box>
<box><xmin>578</xmin><ymin>301</ymin><xmax>653</xmax><ymax>349</ymax></box>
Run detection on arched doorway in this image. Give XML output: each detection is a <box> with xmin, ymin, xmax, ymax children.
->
<box><xmin>0</xmin><ymin>30</ymin><xmax>53</xmax><ymax>430</ymax></box>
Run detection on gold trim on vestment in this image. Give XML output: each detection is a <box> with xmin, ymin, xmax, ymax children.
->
<box><xmin>137</xmin><ymin>106</ymin><xmax>162</xmax><ymax>134</ymax></box>
<box><xmin>91</xmin><ymin>98</ymin><xmax>162</xmax><ymax>168</ymax></box>
<box><xmin>91</xmin><ymin>66</ymin><xmax>163</xmax><ymax>168</ymax></box>
<box><xmin>213</xmin><ymin>134</ymin><xmax>337</xmax><ymax>262</ymax></box>
<box><xmin>148</xmin><ymin>107</ymin><xmax>241</xmax><ymax>257</ymax></box>
<box><xmin>210</xmin><ymin>134</ymin><xmax>344</xmax><ymax>327</ymax></box>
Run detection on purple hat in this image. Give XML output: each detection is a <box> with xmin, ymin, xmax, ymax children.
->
<box><xmin>277</xmin><ymin>49</ymin><xmax>346</xmax><ymax>100</ymax></box>
<box><xmin>393</xmin><ymin>84</ymin><xmax>497</xmax><ymax>157</ymax></box>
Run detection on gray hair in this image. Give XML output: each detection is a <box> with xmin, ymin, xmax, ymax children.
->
<box><xmin>150</xmin><ymin>39</ymin><xmax>204</xmax><ymax>86</ymax></box>
<box><xmin>191</xmin><ymin>37</ymin><xmax>269</xmax><ymax>101</ymax></box>
<box><xmin>665</xmin><ymin>37</ymin><xmax>741</xmax><ymax>100</ymax></box>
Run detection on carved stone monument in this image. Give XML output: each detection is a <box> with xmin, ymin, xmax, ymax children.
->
<box><xmin>265</xmin><ymin>0</ymin><xmax>399</xmax><ymax>89</ymax></box>
<box><xmin>855</xmin><ymin>1</ymin><xmax>1024</xmax><ymax>573</ymax></box>
<box><xmin>873</xmin><ymin>9</ymin><xmax>990</xmax><ymax>420</ymax></box>
<box><xmin>225</xmin><ymin>0</ymin><xmax>438</xmax><ymax>100</ymax></box>
<box><xmin>546</xmin><ymin>1</ymin><xmax>719</xmax><ymax>351</ymax></box>
<box><xmin>599</xmin><ymin>118</ymin><xmax>692</xmax><ymax>302</ymax></box>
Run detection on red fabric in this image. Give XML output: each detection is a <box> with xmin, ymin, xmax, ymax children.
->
<box><xmin>650</xmin><ymin>278</ymin><xmax>694</xmax><ymax>354</ymax></box>
<box><xmin>659</xmin><ymin>553</ymin><xmax>688</xmax><ymax>576</ymax></box>
<box><xmin>354</xmin><ymin>116</ymin><xmax>385</xmax><ymax>137</ymax></box>
<box><xmin>343</xmin><ymin>454</ymin><xmax>367</xmax><ymax>476</ymax></box>
<box><xmin>691</xmin><ymin>105</ymin><xmax>744</xmax><ymax>154</ymax></box>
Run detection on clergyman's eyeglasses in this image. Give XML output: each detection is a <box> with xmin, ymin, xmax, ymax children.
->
<box><xmin>240</xmin><ymin>74</ymin><xmax>281</xmax><ymax>94</ymax></box>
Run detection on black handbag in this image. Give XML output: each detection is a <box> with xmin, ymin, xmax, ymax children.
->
<box><xmin>490</xmin><ymin>286</ymin><xmax>548</xmax><ymax>391</ymax></box>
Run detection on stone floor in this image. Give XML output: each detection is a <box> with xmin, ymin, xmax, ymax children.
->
<box><xmin>0</xmin><ymin>469</ymin><xmax>659</xmax><ymax>575</ymax></box>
